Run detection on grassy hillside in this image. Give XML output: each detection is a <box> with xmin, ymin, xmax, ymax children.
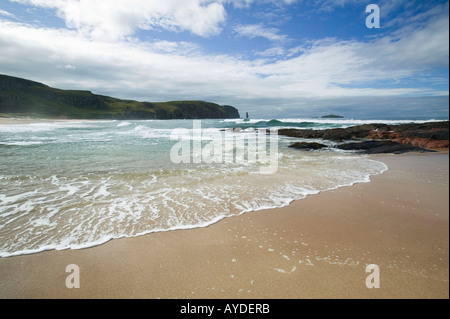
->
<box><xmin>0</xmin><ymin>74</ymin><xmax>240</xmax><ymax>119</ymax></box>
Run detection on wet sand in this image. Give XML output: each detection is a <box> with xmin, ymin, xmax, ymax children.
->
<box><xmin>0</xmin><ymin>153</ymin><xmax>448</xmax><ymax>299</ymax></box>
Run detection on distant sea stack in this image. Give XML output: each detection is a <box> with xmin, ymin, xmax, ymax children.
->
<box><xmin>321</xmin><ymin>114</ymin><xmax>344</xmax><ymax>119</ymax></box>
<box><xmin>0</xmin><ymin>74</ymin><xmax>240</xmax><ymax>120</ymax></box>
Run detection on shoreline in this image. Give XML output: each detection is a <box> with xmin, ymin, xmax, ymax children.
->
<box><xmin>1</xmin><ymin>117</ymin><xmax>448</xmax><ymax>124</ymax></box>
<box><xmin>0</xmin><ymin>117</ymin><xmax>107</xmax><ymax>125</ymax></box>
<box><xmin>0</xmin><ymin>159</ymin><xmax>389</xmax><ymax>259</ymax></box>
<box><xmin>0</xmin><ymin>153</ymin><xmax>448</xmax><ymax>298</ymax></box>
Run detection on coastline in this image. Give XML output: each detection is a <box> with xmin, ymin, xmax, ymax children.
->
<box><xmin>0</xmin><ymin>117</ymin><xmax>102</xmax><ymax>125</ymax></box>
<box><xmin>0</xmin><ymin>152</ymin><xmax>448</xmax><ymax>299</ymax></box>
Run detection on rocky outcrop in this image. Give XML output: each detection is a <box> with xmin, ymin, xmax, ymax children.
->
<box><xmin>321</xmin><ymin>114</ymin><xmax>344</xmax><ymax>118</ymax></box>
<box><xmin>336</xmin><ymin>140</ymin><xmax>433</xmax><ymax>154</ymax></box>
<box><xmin>289</xmin><ymin>142</ymin><xmax>328</xmax><ymax>150</ymax></box>
<box><xmin>279</xmin><ymin>125</ymin><xmax>382</xmax><ymax>141</ymax></box>
<box><xmin>280</xmin><ymin>121</ymin><xmax>449</xmax><ymax>153</ymax></box>
<box><xmin>365</xmin><ymin>125</ymin><xmax>449</xmax><ymax>151</ymax></box>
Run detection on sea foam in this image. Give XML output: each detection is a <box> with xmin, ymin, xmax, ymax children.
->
<box><xmin>0</xmin><ymin>118</ymin><xmax>397</xmax><ymax>257</ymax></box>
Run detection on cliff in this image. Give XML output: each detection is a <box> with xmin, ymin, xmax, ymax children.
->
<box><xmin>0</xmin><ymin>74</ymin><xmax>240</xmax><ymax>120</ymax></box>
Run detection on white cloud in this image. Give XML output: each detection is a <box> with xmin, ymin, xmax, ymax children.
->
<box><xmin>255</xmin><ymin>46</ymin><xmax>286</xmax><ymax>57</ymax></box>
<box><xmin>227</xmin><ymin>0</ymin><xmax>254</xmax><ymax>8</ymax></box>
<box><xmin>0</xmin><ymin>9</ymin><xmax>15</xmax><ymax>18</ymax></box>
<box><xmin>150</xmin><ymin>40</ymin><xmax>199</xmax><ymax>54</ymax></box>
<box><xmin>364</xmin><ymin>9</ymin><xmax>449</xmax><ymax>71</ymax></box>
<box><xmin>226</xmin><ymin>0</ymin><xmax>299</xmax><ymax>8</ymax></box>
<box><xmin>314</xmin><ymin>0</ymin><xmax>362</xmax><ymax>12</ymax></box>
<box><xmin>0</xmin><ymin>2</ymin><xmax>447</xmax><ymax>117</ymax></box>
<box><xmin>57</xmin><ymin>64</ymin><xmax>76</xmax><ymax>70</ymax></box>
<box><xmin>234</xmin><ymin>24</ymin><xmax>288</xmax><ymax>42</ymax></box>
<box><xmin>10</xmin><ymin>0</ymin><xmax>227</xmax><ymax>39</ymax></box>
<box><xmin>1</xmin><ymin>17</ymin><xmax>446</xmax><ymax>98</ymax></box>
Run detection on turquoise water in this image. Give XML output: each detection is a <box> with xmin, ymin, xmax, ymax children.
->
<box><xmin>0</xmin><ymin>118</ymin><xmax>439</xmax><ymax>257</ymax></box>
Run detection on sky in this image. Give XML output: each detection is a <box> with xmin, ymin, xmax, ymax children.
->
<box><xmin>0</xmin><ymin>0</ymin><xmax>448</xmax><ymax>118</ymax></box>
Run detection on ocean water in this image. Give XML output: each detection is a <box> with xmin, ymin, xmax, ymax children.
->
<box><xmin>0</xmin><ymin>118</ymin><xmax>442</xmax><ymax>257</ymax></box>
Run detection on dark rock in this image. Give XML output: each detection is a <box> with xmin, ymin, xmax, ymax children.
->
<box><xmin>289</xmin><ymin>142</ymin><xmax>328</xmax><ymax>150</ymax></box>
<box><xmin>336</xmin><ymin>140</ymin><xmax>434</xmax><ymax>154</ymax></box>
<box><xmin>392</xmin><ymin>121</ymin><xmax>449</xmax><ymax>132</ymax></box>
<box><xmin>279</xmin><ymin>121</ymin><xmax>449</xmax><ymax>151</ymax></box>
<box><xmin>403</xmin><ymin>130</ymin><xmax>449</xmax><ymax>140</ymax></box>
<box><xmin>321</xmin><ymin>114</ymin><xmax>344</xmax><ymax>118</ymax></box>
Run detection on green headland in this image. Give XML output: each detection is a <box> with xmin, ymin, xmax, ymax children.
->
<box><xmin>0</xmin><ymin>74</ymin><xmax>240</xmax><ymax>120</ymax></box>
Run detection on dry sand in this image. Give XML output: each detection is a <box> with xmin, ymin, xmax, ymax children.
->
<box><xmin>0</xmin><ymin>153</ymin><xmax>448</xmax><ymax>299</ymax></box>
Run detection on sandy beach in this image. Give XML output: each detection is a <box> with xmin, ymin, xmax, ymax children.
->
<box><xmin>0</xmin><ymin>152</ymin><xmax>448</xmax><ymax>299</ymax></box>
<box><xmin>1</xmin><ymin>0</ymin><xmax>448</xmax><ymax>303</ymax></box>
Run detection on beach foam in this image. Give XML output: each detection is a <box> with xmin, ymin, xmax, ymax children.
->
<box><xmin>0</xmin><ymin>118</ymin><xmax>404</xmax><ymax>257</ymax></box>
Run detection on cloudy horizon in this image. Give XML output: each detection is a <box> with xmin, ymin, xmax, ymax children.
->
<box><xmin>0</xmin><ymin>0</ymin><xmax>448</xmax><ymax>118</ymax></box>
